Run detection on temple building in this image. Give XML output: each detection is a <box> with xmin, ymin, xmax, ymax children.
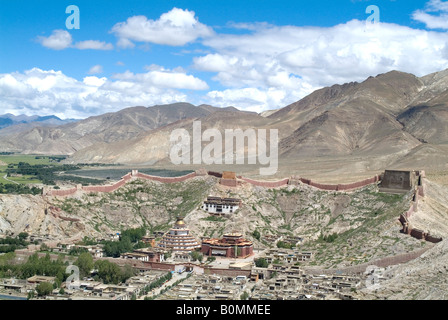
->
<box><xmin>202</xmin><ymin>197</ymin><xmax>242</xmax><ymax>216</ymax></box>
<box><xmin>201</xmin><ymin>233</ymin><xmax>254</xmax><ymax>258</ymax></box>
<box><xmin>157</xmin><ymin>216</ymin><xmax>201</xmax><ymax>252</ymax></box>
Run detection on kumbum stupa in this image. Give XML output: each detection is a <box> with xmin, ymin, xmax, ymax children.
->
<box><xmin>157</xmin><ymin>216</ymin><xmax>201</xmax><ymax>252</ymax></box>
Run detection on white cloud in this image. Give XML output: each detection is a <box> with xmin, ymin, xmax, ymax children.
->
<box><xmin>111</xmin><ymin>8</ymin><xmax>214</xmax><ymax>47</ymax></box>
<box><xmin>112</xmin><ymin>66</ymin><xmax>209</xmax><ymax>90</ymax></box>
<box><xmin>88</xmin><ymin>65</ymin><xmax>103</xmax><ymax>75</ymax></box>
<box><xmin>74</xmin><ymin>40</ymin><xmax>113</xmax><ymax>50</ymax></box>
<box><xmin>413</xmin><ymin>0</ymin><xmax>448</xmax><ymax>29</ymax></box>
<box><xmin>0</xmin><ymin>68</ymin><xmax>207</xmax><ymax>119</ymax></box>
<box><xmin>37</xmin><ymin>30</ymin><xmax>72</xmax><ymax>50</ymax></box>
<box><xmin>37</xmin><ymin>30</ymin><xmax>114</xmax><ymax>51</ymax></box>
<box><xmin>206</xmin><ymin>87</ymin><xmax>310</xmax><ymax>113</ymax></box>
<box><xmin>83</xmin><ymin>76</ymin><xmax>107</xmax><ymax>87</ymax></box>
<box><xmin>194</xmin><ymin>19</ymin><xmax>448</xmax><ymax>112</ymax></box>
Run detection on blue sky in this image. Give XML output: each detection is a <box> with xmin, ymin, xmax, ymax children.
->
<box><xmin>1</xmin><ymin>0</ymin><xmax>448</xmax><ymax>119</ymax></box>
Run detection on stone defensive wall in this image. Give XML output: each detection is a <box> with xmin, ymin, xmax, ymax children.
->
<box><xmin>44</xmin><ymin>170</ymin><xmax>197</xmax><ymax>197</ymax></box>
<box><xmin>299</xmin><ymin>175</ymin><xmax>381</xmax><ymax>192</ymax></box>
<box><xmin>203</xmin><ymin>267</ymin><xmax>252</xmax><ymax>278</ymax></box>
<box><xmin>135</xmin><ymin>171</ymin><xmax>197</xmax><ymax>184</ymax></box>
<box><xmin>48</xmin><ymin>206</ymin><xmax>80</xmax><ymax>222</ymax></box>
<box><xmin>207</xmin><ymin>171</ymin><xmax>223</xmax><ymax>178</ymax></box>
<box><xmin>303</xmin><ymin>246</ymin><xmax>433</xmax><ymax>276</ymax></box>
<box><xmin>397</xmin><ymin>171</ymin><xmax>442</xmax><ymax>244</ymax></box>
<box><xmin>47</xmin><ymin>187</ymin><xmax>78</xmax><ymax>197</ymax></box>
<box><xmin>42</xmin><ymin>169</ymin><xmax>404</xmax><ymax>199</ymax></box>
<box><xmin>82</xmin><ymin>173</ymin><xmax>132</xmax><ymax>193</ymax></box>
<box><xmin>240</xmin><ymin>177</ymin><xmax>290</xmax><ymax>188</ymax></box>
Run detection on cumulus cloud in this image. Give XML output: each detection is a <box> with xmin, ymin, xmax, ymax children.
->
<box><xmin>25</xmin><ymin>4</ymin><xmax>448</xmax><ymax>115</ymax></box>
<box><xmin>37</xmin><ymin>30</ymin><xmax>113</xmax><ymax>50</ymax></box>
<box><xmin>413</xmin><ymin>0</ymin><xmax>448</xmax><ymax>29</ymax></box>
<box><xmin>195</xmin><ymin>19</ymin><xmax>448</xmax><ymax>112</ymax></box>
<box><xmin>111</xmin><ymin>7</ymin><xmax>214</xmax><ymax>47</ymax></box>
<box><xmin>206</xmin><ymin>87</ymin><xmax>311</xmax><ymax>113</ymax></box>
<box><xmin>112</xmin><ymin>65</ymin><xmax>209</xmax><ymax>90</ymax></box>
<box><xmin>88</xmin><ymin>65</ymin><xmax>103</xmax><ymax>75</ymax></box>
<box><xmin>0</xmin><ymin>68</ymin><xmax>208</xmax><ymax>119</ymax></box>
<box><xmin>74</xmin><ymin>40</ymin><xmax>113</xmax><ymax>50</ymax></box>
<box><xmin>37</xmin><ymin>30</ymin><xmax>73</xmax><ymax>50</ymax></box>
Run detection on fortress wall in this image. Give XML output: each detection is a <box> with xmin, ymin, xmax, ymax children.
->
<box><xmin>410</xmin><ymin>228</ymin><xmax>425</xmax><ymax>240</ymax></box>
<box><xmin>82</xmin><ymin>178</ymin><xmax>128</xmax><ymax>193</ymax></box>
<box><xmin>418</xmin><ymin>185</ymin><xmax>425</xmax><ymax>197</ymax></box>
<box><xmin>57</xmin><ymin>215</ymin><xmax>80</xmax><ymax>222</ymax></box>
<box><xmin>203</xmin><ymin>267</ymin><xmax>252</xmax><ymax>277</ymax></box>
<box><xmin>337</xmin><ymin>176</ymin><xmax>381</xmax><ymax>191</ymax></box>
<box><xmin>136</xmin><ymin>172</ymin><xmax>196</xmax><ymax>183</ymax></box>
<box><xmin>304</xmin><ymin>247</ymin><xmax>432</xmax><ymax>275</ymax></box>
<box><xmin>426</xmin><ymin>235</ymin><xmax>443</xmax><ymax>244</ymax></box>
<box><xmin>309</xmin><ymin>182</ymin><xmax>338</xmax><ymax>191</ymax></box>
<box><xmin>142</xmin><ymin>261</ymin><xmax>175</xmax><ymax>271</ymax></box>
<box><xmin>208</xmin><ymin>171</ymin><xmax>223</xmax><ymax>178</ymax></box>
<box><xmin>397</xmin><ymin>174</ymin><xmax>443</xmax><ymax>244</ymax></box>
<box><xmin>299</xmin><ymin>175</ymin><xmax>380</xmax><ymax>192</ymax></box>
<box><xmin>240</xmin><ymin>177</ymin><xmax>289</xmax><ymax>188</ymax></box>
<box><xmin>405</xmin><ymin>205</ymin><xmax>415</xmax><ymax>219</ymax></box>
<box><xmin>45</xmin><ymin>170</ymin><xmax>196</xmax><ymax>197</ymax></box>
<box><xmin>48</xmin><ymin>187</ymin><xmax>78</xmax><ymax>197</ymax></box>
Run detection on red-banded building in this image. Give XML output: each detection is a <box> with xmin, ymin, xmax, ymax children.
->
<box><xmin>201</xmin><ymin>233</ymin><xmax>254</xmax><ymax>258</ymax></box>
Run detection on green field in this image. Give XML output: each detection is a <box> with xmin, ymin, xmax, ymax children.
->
<box><xmin>0</xmin><ymin>155</ymin><xmax>57</xmax><ymax>185</ymax></box>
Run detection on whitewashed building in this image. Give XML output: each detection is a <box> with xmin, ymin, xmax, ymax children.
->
<box><xmin>202</xmin><ymin>197</ymin><xmax>242</xmax><ymax>215</ymax></box>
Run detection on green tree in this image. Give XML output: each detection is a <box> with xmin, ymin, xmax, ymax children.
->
<box><xmin>252</xmin><ymin>230</ymin><xmax>261</xmax><ymax>240</ymax></box>
<box><xmin>255</xmin><ymin>258</ymin><xmax>268</xmax><ymax>268</ymax></box>
<box><xmin>74</xmin><ymin>252</ymin><xmax>94</xmax><ymax>278</ymax></box>
<box><xmin>121</xmin><ymin>264</ymin><xmax>135</xmax><ymax>283</ymax></box>
<box><xmin>94</xmin><ymin>260</ymin><xmax>122</xmax><ymax>284</ymax></box>
<box><xmin>190</xmin><ymin>251</ymin><xmax>203</xmax><ymax>262</ymax></box>
<box><xmin>27</xmin><ymin>291</ymin><xmax>35</xmax><ymax>300</ymax></box>
<box><xmin>240</xmin><ymin>291</ymin><xmax>249</xmax><ymax>300</ymax></box>
<box><xmin>18</xmin><ymin>232</ymin><xmax>29</xmax><ymax>241</ymax></box>
<box><xmin>36</xmin><ymin>282</ymin><xmax>53</xmax><ymax>297</ymax></box>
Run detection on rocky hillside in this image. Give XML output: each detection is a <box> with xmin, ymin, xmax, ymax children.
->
<box><xmin>1</xmin><ymin>172</ymin><xmax>447</xmax><ymax>299</ymax></box>
<box><xmin>3</xmin><ymin>175</ymin><xmax>442</xmax><ymax>268</ymax></box>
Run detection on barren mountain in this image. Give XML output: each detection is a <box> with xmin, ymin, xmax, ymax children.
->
<box><xmin>0</xmin><ymin>103</ymin><xmax>243</xmax><ymax>155</ymax></box>
<box><xmin>69</xmin><ymin>110</ymin><xmax>272</xmax><ymax>164</ymax></box>
<box><xmin>397</xmin><ymin>89</ymin><xmax>448</xmax><ymax>145</ymax></box>
<box><xmin>69</xmin><ymin>69</ymin><xmax>448</xmax><ymax>169</ymax></box>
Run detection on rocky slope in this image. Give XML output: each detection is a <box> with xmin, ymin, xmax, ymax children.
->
<box><xmin>1</xmin><ymin>172</ymin><xmax>447</xmax><ymax>299</ymax></box>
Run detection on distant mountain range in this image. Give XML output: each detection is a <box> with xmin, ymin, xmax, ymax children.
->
<box><xmin>0</xmin><ymin>113</ymin><xmax>78</xmax><ymax>136</ymax></box>
<box><xmin>1</xmin><ymin>69</ymin><xmax>448</xmax><ymax>173</ymax></box>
